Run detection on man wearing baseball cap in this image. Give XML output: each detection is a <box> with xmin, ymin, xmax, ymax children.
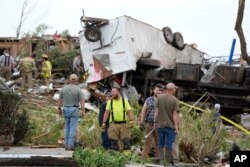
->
<box><xmin>154</xmin><ymin>82</ymin><xmax>180</xmax><ymax>165</ymax></box>
<box><xmin>58</xmin><ymin>74</ymin><xmax>85</xmax><ymax>150</ymax></box>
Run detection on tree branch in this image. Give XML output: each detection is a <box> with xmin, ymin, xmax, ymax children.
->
<box><xmin>16</xmin><ymin>0</ymin><xmax>29</xmax><ymax>38</ymax></box>
<box><xmin>235</xmin><ymin>0</ymin><xmax>250</xmax><ymax>64</ymax></box>
<box><xmin>16</xmin><ymin>0</ymin><xmax>38</xmax><ymax>39</ymax></box>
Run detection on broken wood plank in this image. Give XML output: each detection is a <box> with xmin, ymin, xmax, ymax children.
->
<box><xmin>31</xmin><ymin>145</ymin><xmax>58</xmax><ymax>148</ymax></box>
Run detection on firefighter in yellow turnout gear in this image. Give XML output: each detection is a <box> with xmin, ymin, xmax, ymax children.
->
<box><xmin>102</xmin><ymin>86</ymin><xmax>134</xmax><ymax>151</ymax></box>
<box><xmin>19</xmin><ymin>54</ymin><xmax>36</xmax><ymax>89</ymax></box>
<box><xmin>41</xmin><ymin>54</ymin><xmax>52</xmax><ymax>86</ymax></box>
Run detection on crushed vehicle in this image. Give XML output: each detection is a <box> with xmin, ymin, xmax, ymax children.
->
<box><xmin>79</xmin><ymin>15</ymin><xmax>250</xmax><ymax>120</ymax></box>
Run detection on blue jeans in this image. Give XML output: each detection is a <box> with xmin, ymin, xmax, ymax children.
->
<box><xmin>157</xmin><ymin>127</ymin><xmax>176</xmax><ymax>150</ymax></box>
<box><xmin>101</xmin><ymin>127</ymin><xmax>111</xmax><ymax>149</ymax></box>
<box><xmin>63</xmin><ymin>106</ymin><xmax>79</xmax><ymax>149</ymax></box>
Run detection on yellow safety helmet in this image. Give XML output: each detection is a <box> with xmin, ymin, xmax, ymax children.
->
<box><xmin>42</xmin><ymin>54</ymin><xmax>49</xmax><ymax>58</ymax></box>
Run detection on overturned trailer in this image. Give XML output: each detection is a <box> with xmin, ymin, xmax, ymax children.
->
<box><xmin>79</xmin><ymin>15</ymin><xmax>203</xmax><ymax>81</ymax></box>
<box><xmin>79</xmin><ymin>15</ymin><xmax>250</xmax><ymax>119</ymax></box>
<box><xmin>79</xmin><ymin>16</ymin><xmax>204</xmax><ymax>95</ymax></box>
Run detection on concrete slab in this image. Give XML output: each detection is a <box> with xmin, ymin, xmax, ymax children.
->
<box><xmin>0</xmin><ymin>146</ymin><xmax>73</xmax><ymax>158</ymax></box>
<box><xmin>125</xmin><ymin>165</ymin><xmax>145</xmax><ymax>167</ymax></box>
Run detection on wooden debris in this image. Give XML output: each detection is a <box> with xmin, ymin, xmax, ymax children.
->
<box><xmin>31</xmin><ymin>145</ymin><xmax>58</xmax><ymax>148</ymax></box>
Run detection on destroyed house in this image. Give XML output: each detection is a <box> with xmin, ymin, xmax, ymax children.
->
<box><xmin>0</xmin><ymin>36</ymin><xmax>79</xmax><ymax>57</ymax></box>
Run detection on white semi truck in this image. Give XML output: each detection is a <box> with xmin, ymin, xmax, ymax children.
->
<box><xmin>79</xmin><ymin>15</ymin><xmax>250</xmax><ymax>119</ymax></box>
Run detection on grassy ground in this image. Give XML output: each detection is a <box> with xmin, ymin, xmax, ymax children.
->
<box><xmin>15</xmin><ymin>92</ymin><xmax>250</xmax><ymax>166</ymax></box>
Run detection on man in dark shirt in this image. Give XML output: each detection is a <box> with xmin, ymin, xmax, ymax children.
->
<box><xmin>98</xmin><ymin>92</ymin><xmax>112</xmax><ymax>149</ymax></box>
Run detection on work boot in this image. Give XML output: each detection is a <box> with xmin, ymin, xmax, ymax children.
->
<box><xmin>123</xmin><ymin>138</ymin><xmax>131</xmax><ymax>150</ymax></box>
<box><xmin>157</xmin><ymin>148</ymin><xmax>168</xmax><ymax>166</ymax></box>
<box><xmin>154</xmin><ymin>146</ymin><xmax>159</xmax><ymax>157</ymax></box>
<box><xmin>110</xmin><ymin>139</ymin><xmax>119</xmax><ymax>150</ymax></box>
<box><xmin>141</xmin><ymin>145</ymin><xmax>151</xmax><ymax>158</ymax></box>
<box><xmin>158</xmin><ymin>148</ymin><xmax>164</xmax><ymax>161</ymax></box>
<box><xmin>165</xmin><ymin>148</ymin><xmax>172</xmax><ymax>165</ymax></box>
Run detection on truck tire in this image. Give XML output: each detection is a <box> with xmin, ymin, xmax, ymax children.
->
<box><xmin>243</xmin><ymin>77</ymin><xmax>250</xmax><ymax>86</ymax></box>
<box><xmin>162</xmin><ymin>26</ymin><xmax>174</xmax><ymax>43</ymax></box>
<box><xmin>137</xmin><ymin>58</ymin><xmax>161</xmax><ymax>68</ymax></box>
<box><xmin>245</xmin><ymin>68</ymin><xmax>250</xmax><ymax>77</ymax></box>
<box><xmin>173</xmin><ymin>32</ymin><xmax>184</xmax><ymax>49</ymax></box>
<box><xmin>84</xmin><ymin>27</ymin><xmax>101</xmax><ymax>42</ymax></box>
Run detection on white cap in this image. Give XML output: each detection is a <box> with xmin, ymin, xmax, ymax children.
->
<box><xmin>214</xmin><ymin>103</ymin><xmax>221</xmax><ymax>111</ymax></box>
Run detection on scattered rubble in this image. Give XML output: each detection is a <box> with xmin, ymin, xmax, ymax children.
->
<box><xmin>1</xmin><ymin>15</ymin><xmax>250</xmax><ymax>166</ymax></box>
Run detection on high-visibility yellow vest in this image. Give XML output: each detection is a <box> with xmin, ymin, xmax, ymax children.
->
<box><xmin>41</xmin><ymin>60</ymin><xmax>52</xmax><ymax>78</ymax></box>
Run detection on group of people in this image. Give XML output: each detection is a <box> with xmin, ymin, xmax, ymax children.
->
<box><xmin>2</xmin><ymin>48</ymin><xmax>178</xmax><ymax>164</ymax></box>
<box><xmin>0</xmin><ymin>49</ymin><xmax>84</xmax><ymax>151</ymax></box>
<box><xmin>96</xmin><ymin>81</ymin><xmax>180</xmax><ymax>165</ymax></box>
<box><xmin>57</xmin><ymin>75</ymin><xmax>135</xmax><ymax>151</ymax></box>
<box><xmin>1</xmin><ymin>49</ymin><xmax>178</xmax><ymax>164</ymax></box>
<box><xmin>18</xmin><ymin>53</ymin><xmax>52</xmax><ymax>88</ymax></box>
<box><xmin>0</xmin><ymin>49</ymin><xmax>85</xmax><ymax>90</ymax></box>
<box><xmin>0</xmin><ymin>49</ymin><xmax>52</xmax><ymax>88</ymax></box>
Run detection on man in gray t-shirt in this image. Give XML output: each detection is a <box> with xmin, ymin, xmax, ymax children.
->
<box><xmin>58</xmin><ymin>74</ymin><xmax>85</xmax><ymax>150</ymax></box>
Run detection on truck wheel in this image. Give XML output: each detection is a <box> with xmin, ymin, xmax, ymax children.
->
<box><xmin>84</xmin><ymin>27</ymin><xmax>101</xmax><ymax>42</ymax></box>
<box><xmin>137</xmin><ymin>58</ymin><xmax>161</xmax><ymax>68</ymax></box>
<box><xmin>243</xmin><ymin>77</ymin><xmax>250</xmax><ymax>86</ymax></box>
<box><xmin>162</xmin><ymin>26</ymin><xmax>174</xmax><ymax>43</ymax></box>
<box><xmin>245</xmin><ymin>68</ymin><xmax>250</xmax><ymax>77</ymax></box>
<box><xmin>173</xmin><ymin>32</ymin><xmax>184</xmax><ymax>49</ymax></box>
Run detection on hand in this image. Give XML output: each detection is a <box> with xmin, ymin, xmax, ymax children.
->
<box><xmin>175</xmin><ymin>126</ymin><xmax>179</xmax><ymax>134</ymax></box>
<box><xmin>129</xmin><ymin>121</ymin><xmax>134</xmax><ymax>128</ymax></box>
<box><xmin>58</xmin><ymin>108</ymin><xmax>62</xmax><ymax>116</ymax></box>
<box><xmin>80</xmin><ymin>110</ymin><xmax>85</xmax><ymax>117</ymax></box>
<box><xmin>153</xmin><ymin>122</ymin><xmax>158</xmax><ymax>128</ymax></box>
<box><xmin>101</xmin><ymin>123</ymin><xmax>106</xmax><ymax>132</ymax></box>
<box><xmin>139</xmin><ymin>121</ymin><xmax>145</xmax><ymax>130</ymax></box>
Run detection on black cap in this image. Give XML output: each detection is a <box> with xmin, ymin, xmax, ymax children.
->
<box><xmin>31</xmin><ymin>53</ymin><xmax>36</xmax><ymax>58</ymax></box>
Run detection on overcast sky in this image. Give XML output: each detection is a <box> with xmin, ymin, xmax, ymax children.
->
<box><xmin>0</xmin><ymin>0</ymin><xmax>249</xmax><ymax>57</ymax></box>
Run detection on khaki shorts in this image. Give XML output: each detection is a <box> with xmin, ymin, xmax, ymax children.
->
<box><xmin>108</xmin><ymin>123</ymin><xmax>131</xmax><ymax>140</ymax></box>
